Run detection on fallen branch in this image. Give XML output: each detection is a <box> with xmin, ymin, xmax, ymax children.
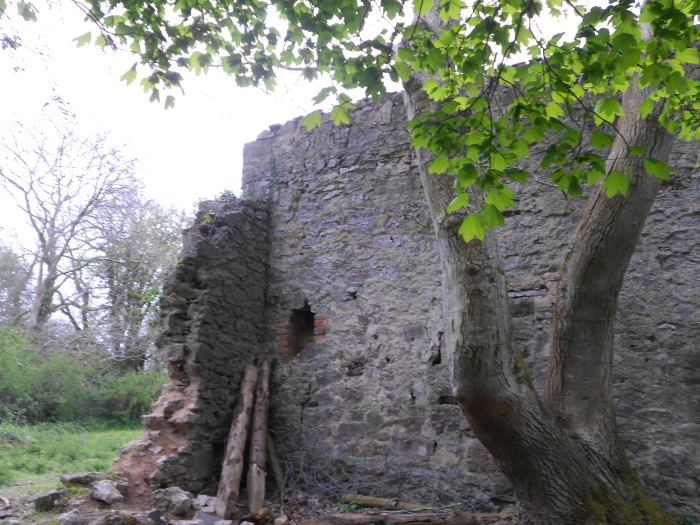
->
<box><xmin>341</xmin><ymin>494</ymin><xmax>427</xmax><ymax>510</ymax></box>
<box><xmin>0</xmin><ymin>494</ymin><xmax>9</xmax><ymax>510</ymax></box>
<box><xmin>299</xmin><ymin>511</ymin><xmax>517</xmax><ymax>525</ymax></box>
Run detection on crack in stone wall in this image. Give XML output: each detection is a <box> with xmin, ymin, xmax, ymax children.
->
<box><xmin>117</xmin><ymin>93</ymin><xmax>699</xmax><ymax>519</ymax></box>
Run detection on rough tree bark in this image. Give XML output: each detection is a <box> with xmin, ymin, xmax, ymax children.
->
<box><xmin>402</xmin><ymin>11</ymin><xmax>675</xmax><ymax>525</ymax></box>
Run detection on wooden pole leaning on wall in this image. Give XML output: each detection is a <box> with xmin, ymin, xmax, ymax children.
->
<box><xmin>216</xmin><ymin>363</ymin><xmax>259</xmax><ymax>519</ymax></box>
<box><xmin>247</xmin><ymin>357</ymin><xmax>271</xmax><ymax>512</ymax></box>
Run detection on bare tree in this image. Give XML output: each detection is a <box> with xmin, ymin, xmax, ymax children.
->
<box><xmin>0</xmin><ymin>120</ymin><xmax>138</xmax><ymax>337</ymax></box>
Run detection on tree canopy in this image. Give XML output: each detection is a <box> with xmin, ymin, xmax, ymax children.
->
<box><xmin>2</xmin><ymin>0</ymin><xmax>697</xmax><ymax>237</ymax></box>
<box><xmin>52</xmin><ymin>0</ymin><xmax>697</xmax><ymax>240</ymax></box>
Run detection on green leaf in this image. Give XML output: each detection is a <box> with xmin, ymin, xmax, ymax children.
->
<box><xmin>486</xmin><ymin>187</ymin><xmax>516</xmax><ymax>211</ymax></box>
<box><xmin>481</xmin><ymin>204</ymin><xmax>505</xmax><ymax>229</ymax></box>
<box><xmin>504</xmin><ymin>167</ymin><xmax>529</xmax><ymax>183</ymax></box>
<box><xmin>426</xmin><ymin>49</ymin><xmax>446</xmax><ymax>72</ymax></box>
<box><xmin>74</xmin><ymin>32</ymin><xmax>92</xmax><ymax>48</ymax></box>
<box><xmin>594</xmin><ymin>97</ymin><xmax>624</xmax><ymax>125</ymax></box>
<box><xmin>611</xmin><ymin>32</ymin><xmax>637</xmax><ymax>54</ymax></box>
<box><xmin>490</xmin><ymin>152</ymin><xmax>507</xmax><ymax>172</ymax></box>
<box><xmin>545</xmin><ymin>101</ymin><xmax>564</xmax><ymax>119</ymax></box>
<box><xmin>459</xmin><ymin>214</ymin><xmax>486</xmax><ymax>242</ymax></box>
<box><xmin>666</xmin><ymin>72</ymin><xmax>686</xmax><ymax>95</ymax></box>
<box><xmin>17</xmin><ymin>0</ymin><xmax>37</xmax><ymax>21</ymax></box>
<box><xmin>382</xmin><ymin>0</ymin><xmax>403</xmax><ymax>18</ymax></box>
<box><xmin>457</xmin><ymin>163</ymin><xmax>478</xmax><ymax>187</ymax></box>
<box><xmin>591</xmin><ymin>130</ymin><xmax>614</xmax><ymax>150</ymax></box>
<box><xmin>676</xmin><ymin>47</ymin><xmax>699</xmax><ymax>65</ymax></box>
<box><xmin>429</xmin><ymin>155</ymin><xmax>451</xmax><ymax>174</ymax></box>
<box><xmin>397</xmin><ymin>47</ymin><xmax>415</xmax><ymax>63</ymax></box>
<box><xmin>189</xmin><ymin>51</ymin><xmax>211</xmax><ymax>75</ymax></box>
<box><xmin>413</xmin><ymin>0</ymin><xmax>434</xmax><ymax>16</ymax></box>
<box><xmin>638</xmin><ymin>98</ymin><xmax>654</xmax><ymax>118</ymax></box>
<box><xmin>164</xmin><ymin>95</ymin><xmax>176</xmax><ymax>110</ymax></box>
<box><xmin>602</xmin><ymin>170</ymin><xmax>629</xmax><ymax>197</ymax></box>
<box><xmin>628</xmin><ymin>146</ymin><xmax>646</xmax><ymax>156</ymax></box>
<box><xmin>644</xmin><ymin>157</ymin><xmax>673</xmax><ymax>180</ymax></box>
<box><xmin>94</xmin><ymin>35</ymin><xmax>109</xmax><ymax>48</ymax></box>
<box><xmin>301</xmin><ymin>111</ymin><xmax>323</xmax><ymax>130</ymax></box>
<box><xmin>439</xmin><ymin>0</ymin><xmax>464</xmax><ymax>22</ymax></box>
<box><xmin>330</xmin><ymin>105</ymin><xmax>351</xmax><ymax>125</ymax></box>
<box><xmin>524</xmin><ymin>127</ymin><xmax>545</xmax><ymax>143</ymax></box>
<box><xmin>446</xmin><ymin>190</ymin><xmax>469</xmax><ymax>213</ymax></box>
<box><xmin>587</xmin><ymin>163</ymin><xmax>606</xmax><ymax>186</ymax></box>
<box><xmin>509</xmin><ymin>139</ymin><xmax>530</xmax><ymax>160</ymax></box>
<box><xmin>394</xmin><ymin>62</ymin><xmax>412</xmax><ymax>82</ymax></box>
<box><xmin>120</xmin><ymin>66</ymin><xmax>138</xmax><ymax>86</ymax></box>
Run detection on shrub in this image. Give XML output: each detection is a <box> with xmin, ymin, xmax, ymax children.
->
<box><xmin>95</xmin><ymin>369</ymin><xmax>168</xmax><ymax>423</ymax></box>
<box><xmin>0</xmin><ymin>325</ymin><xmax>167</xmax><ymax>425</ymax></box>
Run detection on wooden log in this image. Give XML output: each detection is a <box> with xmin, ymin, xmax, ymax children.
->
<box><xmin>341</xmin><ymin>494</ymin><xmax>427</xmax><ymax>510</ymax></box>
<box><xmin>299</xmin><ymin>511</ymin><xmax>517</xmax><ymax>525</ymax></box>
<box><xmin>216</xmin><ymin>363</ymin><xmax>259</xmax><ymax>518</ymax></box>
<box><xmin>247</xmin><ymin>358</ymin><xmax>271</xmax><ymax>512</ymax></box>
<box><xmin>267</xmin><ymin>433</ymin><xmax>285</xmax><ymax>492</ymax></box>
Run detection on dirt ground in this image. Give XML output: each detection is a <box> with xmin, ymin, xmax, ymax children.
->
<box><xmin>1</xmin><ymin>476</ymin><xmax>520</xmax><ymax>525</ymax></box>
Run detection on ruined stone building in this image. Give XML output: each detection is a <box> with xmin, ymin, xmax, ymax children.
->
<box><xmin>116</xmin><ymin>94</ymin><xmax>700</xmax><ymax>519</ymax></box>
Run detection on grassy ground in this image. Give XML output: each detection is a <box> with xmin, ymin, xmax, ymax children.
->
<box><xmin>0</xmin><ymin>421</ymin><xmax>143</xmax><ymax>505</ymax></box>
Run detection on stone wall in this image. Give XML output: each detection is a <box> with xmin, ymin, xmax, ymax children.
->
<box><xmin>243</xmin><ymin>93</ymin><xmax>699</xmax><ymax>517</ymax></box>
<box><xmin>119</xmin><ymin>93</ymin><xmax>699</xmax><ymax>519</ymax></box>
<box><xmin>116</xmin><ymin>198</ymin><xmax>271</xmax><ymax>494</ymax></box>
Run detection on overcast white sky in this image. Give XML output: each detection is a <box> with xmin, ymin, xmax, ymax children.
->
<box><xmin>0</xmin><ymin>1</ymin><xmax>330</xmax><ymax>216</ymax></box>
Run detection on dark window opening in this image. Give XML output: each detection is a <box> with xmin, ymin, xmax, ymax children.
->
<box><xmin>289</xmin><ymin>302</ymin><xmax>315</xmax><ymax>356</ymax></box>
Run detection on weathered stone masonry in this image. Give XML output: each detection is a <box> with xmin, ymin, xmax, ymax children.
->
<box><xmin>116</xmin><ymin>198</ymin><xmax>271</xmax><ymax>495</ymax></box>
<box><xmin>117</xmin><ymin>93</ymin><xmax>699</xmax><ymax>519</ymax></box>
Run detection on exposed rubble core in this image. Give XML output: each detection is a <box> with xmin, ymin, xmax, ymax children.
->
<box><xmin>116</xmin><ymin>94</ymin><xmax>699</xmax><ymax>520</ymax></box>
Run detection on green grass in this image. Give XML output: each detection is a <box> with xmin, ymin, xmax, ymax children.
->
<box><xmin>0</xmin><ymin>421</ymin><xmax>144</xmax><ymax>488</ymax></box>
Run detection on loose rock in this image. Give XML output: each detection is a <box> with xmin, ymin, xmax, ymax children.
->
<box><xmin>152</xmin><ymin>487</ymin><xmax>193</xmax><ymax>516</ymax></box>
<box><xmin>194</xmin><ymin>495</ymin><xmax>216</xmax><ymax>509</ymax></box>
<box><xmin>34</xmin><ymin>489</ymin><xmax>66</xmax><ymax>512</ymax></box>
<box><xmin>96</xmin><ymin>512</ymin><xmax>146</xmax><ymax>525</ymax></box>
<box><xmin>91</xmin><ymin>480</ymin><xmax>125</xmax><ymax>505</ymax></box>
<box><xmin>57</xmin><ymin>508</ymin><xmax>87</xmax><ymax>525</ymax></box>
<box><xmin>61</xmin><ymin>472</ymin><xmax>104</xmax><ymax>485</ymax></box>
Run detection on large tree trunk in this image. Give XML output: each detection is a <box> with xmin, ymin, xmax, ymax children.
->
<box><xmin>402</xmin><ymin>12</ymin><xmax>675</xmax><ymax>524</ymax></box>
